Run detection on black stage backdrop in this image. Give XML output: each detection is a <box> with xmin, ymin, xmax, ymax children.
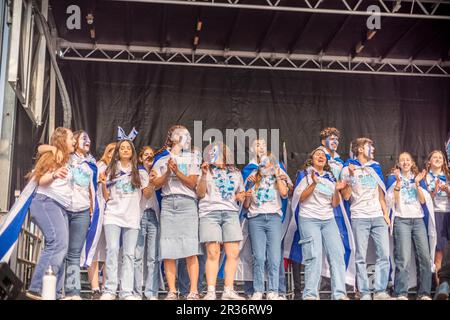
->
<box><xmin>55</xmin><ymin>60</ymin><xmax>449</xmax><ymax>178</ymax></box>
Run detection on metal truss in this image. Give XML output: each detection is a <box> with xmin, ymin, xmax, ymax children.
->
<box><xmin>59</xmin><ymin>41</ymin><xmax>450</xmax><ymax>77</ymax></box>
<box><xmin>107</xmin><ymin>0</ymin><xmax>450</xmax><ymax>20</ymax></box>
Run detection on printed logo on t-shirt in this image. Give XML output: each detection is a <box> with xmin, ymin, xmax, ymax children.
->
<box><xmin>401</xmin><ymin>187</ymin><xmax>418</xmax><ymax>205</ymax></box>
<box><xmin>71</xmin><ymin>166</ymin><xmax>91</xmax><ymax>188</ymax></box>
<box><xmin>329</xmin><ymin>162</ymin><xmax>342</xmax><ymax>180</ymax></box>
<box><xmin>254</xmin><ymin>176</ymin><xmax>276</xmax><ymax>206</ymax></box>
<box><xmin>178</xmin><ymin>163</ymin><xmax>189</xmax><ymax>176</ymax></box>
<box><xmin>428</xmin><ymin>179</ymin><xmax>448</xmax><ymax>198</ymax></box>
<box><xmin>358</xmin><ymin>174</ymin><xmax>377</xmax><ymax>189</ymax></box>
<box><xmin>212</xmin><ymin>168</ymin><xmax>235</xmax><ymax>200</ymax></box>
<box><xmin>116</xmin><ymin>179</ymin><xmax>135</xmax><ymax>195</ymax></box>
<box><xmin>316</xmin><ymin>182</ymin><xmax>334</xmax><ymax>197</ymax></box>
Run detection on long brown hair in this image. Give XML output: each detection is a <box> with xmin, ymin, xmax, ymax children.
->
<box><xmin>425</xmin><ymin>150</ymin><xmax>450</xmax><ymax>180</ymax></box>
<box><xmin>99</xmin><ymin>142</ymin><xmax>117</xmax><ymax>166</ymax></box>
<box><xmin>389</xmin><ymin>152</ymin><xmax>419</xmax><ymax>176</ymax></box>
<box><xmin>154</xmin><ymin>125</ymin><xmax>187</xmax><ymax>157</ymax></box>
<box><xmin>106</xmin><ymin>140</ymin><xmax>141</xmax><ymax>189</ymax></box>
<box><xmin>28</xmin><ymin>127</ymin><xmax>72</xmax><ymax>181</ymax></box>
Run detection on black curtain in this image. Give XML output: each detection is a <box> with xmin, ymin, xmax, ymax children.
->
<box><xmin>56</xmin><ymin>60</ymin><xmax>449</xmax><ymax>177</ymax></box>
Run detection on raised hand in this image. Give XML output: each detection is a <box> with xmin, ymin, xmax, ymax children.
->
<box><xmin>415</xmin><ymin>169</ymin><xmax>427</xmax><ymax>185</ymax></box>
<box><xmin>335</xmin><ymin>180</ymin><xmax>347</xmax><ymax>191</ymax></box>
<box><xmin>235</xmin><ymin>191</ymin><xmax>246</xmax><ymax>202</ymax></box>
<box><xmin>394</xmin><ymin>168</ymin><xmax>401</xmax><ymax>182</ymax></box>
<box><xmin>348</xmin><ymin>164</ymin><xmax>356</xmax><ymax>176</ymax></box>
<box><xmin>311</xmin><ymin>170</ymin><xmax>319</xmax><ymax>184</ymax></box>
<box><xmin>168</xmin><ymin>158</ymin><xmax>178</xmax><ymax>174</ymax></box>
<box><xmin>245</xmin><ymin>189</ymin><xmax>254</xmax><ymax>198</ymax></box>
<box><xmin>98</xmin><ymin>172</ymin><xmax>106</xmax><ymax>184</ymax></box>
<box><xmin>201</xmin><ymin>162</ymin><xmax>209</xmax><ymax>175</ymax></box>
<box><xmin>248</xmin><ymin>173</ymin><xmax>257</xmax><ymax>184</ymax></box>
<box><xmin>149</xmin><ymin>169</ymin><xmax>158</xmax><ymax>183</ymax></box>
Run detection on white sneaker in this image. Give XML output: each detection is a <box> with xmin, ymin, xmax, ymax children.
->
<box><xmin>304</xmin><ymin>296</ymin><xmax>320</xmax><ymax>300</ymax></box>
<box><xmin>266</xmin><ymin>292</ymin><xmax>280</xmax><ymax>300</ymax></box>
<box><xmin>373</xmin><ymin>292</ymin><xmax>392</xmax><ymax>300</ymax></box>
<box><xmin>338</xmin><ymin>296</ymin><xmax>350</xmax><ymax>300</ymax></box>
<box><xmin>100</xmin><ymin>293</ymin><xmax>116</xmax><ymax>300</ymax></box>
<box><xmin>147</xmin><ymin>296</ymin><xmax>158</xmax><ymax>300</ymax></box>
<box><xmin>418</xmin><ymin>296</ymin><xmax>431</xmax><ymax>300</ymax></box>
<box><xmin>250</xmin><ymin>292</ymin><xmax>264</xmax><ymax>300</ymax></box>
<box><xmin>360</xmin><ymin>294</ymin><xmax>372</xmax><ymax>300</ymax></box>
<box><xmin>278</xmin><ymin>295</ymin><xmax>287</xmax><ymax>300</ymax></box>
<box><xmin>203</xmin><ymin>291</ymin><xmax>217</xmax><ymax>300</ymax></box>
<box><xmin>122</xmin><ymin>295</ymin><xmax>141</xmax><ymax>300</ymax></box>
<box><xmin>395</xmin><ymin>296</ymin><xmax>408</xmax><ymax>300</ymax></box>
<box><xmin>222</xmin><ymin>290</ymin><xmax>245</xmax><ymax>300</ymax></box>
<box><xmin>61</xmin><ymin>296</ymin><xmax>82</xmax><ymax>300</ymax></box>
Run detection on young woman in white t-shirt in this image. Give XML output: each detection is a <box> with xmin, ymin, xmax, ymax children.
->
<box><xmin>389</xmin><ymin>152</ymin><xmax>431</xmax><ymax>300</ymax></box>
<box><xmin>424</xmin><ymin>150</ymin><xmax>450</xmax><ymax>283</ymax></box>
<box><xmin>99</xmin><ymin>139</ymin><xmax>153</xmax><ymax>300</ymax></box>
<box><xmin>151</xmin><ymin>125</ymin><xmax>202</xmax><ymax>300</ymax></box>
<box><xmin>26</xmin><ymin>127</ymin><xmax>75</xmax><ymax>300</ymax></box>
<box><xmin>295</xmin><ymin>148</ymin><xmax>349</xmax><ymax>300</ymax></box>
<box><xmin>88</xmin><ymin>142</ymin><xmax>116</xmax><ymax>299</ymax></box>
<box><xmin>37</xmin><ymin>130</ymin><xmax>96</xmax><ymax>300</ymax></box>
<box><xmin>196</xmin><ymin>143</ymin><xmax>246</xmax><ymax>300</ymax></box>
<box><xmin>243</xmin><ymin>153</ymin><xmax>289</xmax><ymax>300</ymax></box>
<box><xmin>133</xmin><ymin>146</ymin><xmax>160</xmax><ymax>300</ymax></box>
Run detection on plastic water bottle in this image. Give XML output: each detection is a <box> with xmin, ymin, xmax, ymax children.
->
<box><xmin>41</xmin><ymin>266</ymin><xmax>56</xmax><ymax>300</ymax></box>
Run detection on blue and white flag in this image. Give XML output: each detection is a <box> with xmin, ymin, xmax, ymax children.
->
<box><xmin>385</xmin><ymin>174</ymin><xmax>436</xmax><ymax>288</ymax></box>
<box><xmin>0</xmin><ymin>180</ymin><xmax>37</xmax><ymax>263</ymax></box>
<box><xmin>80</xmin><ymin>161</ymin><xmax>101</xmax><ymax>268</ymax></box>
<box><xmin>283</xmin><ymin>169</ymin><xmax>356</xmax><ymax>286</ymax></box>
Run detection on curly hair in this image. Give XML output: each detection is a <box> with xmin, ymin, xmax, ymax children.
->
<box><xmin>301</xmin><ymin>148</ymin><xmax>332</xmax><ymax>174</ymax></box>
<box><xmin>320</xmin><ymin>127</ymin><xmax>341</xmax><ymax>141</ymax></box>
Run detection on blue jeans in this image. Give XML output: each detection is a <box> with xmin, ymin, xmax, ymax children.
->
<box><xmin>248</xmin><ymin>214</ymin><xmax>282</xmax><ymax>293</ymax></box>
<box><xmin>393</xmin><ymin>217</ymin><xmax>431</xmax><ymax>297</ymax></box>
<box><xmin>64</xmin><ymin>209</ymin><xmax>90</xmax><ymax>297</ymax></box>
<box><xmin>298</xmin><ymin>217</ymin><xmax>347</xmax><ymax>300</ymax></box>
<box><xmin>352</xmin><ymin>217</ymin><xmax>390</xmax><ymax>296</ymax></box>
<box><xmin>133</xmin><ymin>209</ymin><xmax>160</xmax><ymax>298</ymax></box>
<box><xmin>104</xmin><ymin>224</ymin><xmax>139</xmax><ymax>298</ymax></box>
<box><xmin>243</xmin><ymin>253</ymin><xmax>286</xmax><ymax>296</ymax></box>
<box><xmin>177</xmin><ymin>253</ymin><xmax>206</xmax><ymax>295</ymax></box>
<box><xmin>29</xmin><ymin>194</ymin><xmax>69</xmax><ymax>298</ymax></box>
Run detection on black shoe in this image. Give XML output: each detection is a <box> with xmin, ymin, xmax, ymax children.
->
<box><xmin>91</xmin><ymin>290</ymin><xmax>102</xmax><ymax>300</ymax></box>
<box><xmin>293</xmin><ymin>294</ymin><xmax>302</xmax><ymax>300</ymax></box>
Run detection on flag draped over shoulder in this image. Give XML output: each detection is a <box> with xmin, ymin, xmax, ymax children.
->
<box><xmin>385</xmin><ymin>174</ymin><xmax>436</xmax><ymax>288</ymax></box>
<box><xmin>283</xmin><ymin>169</ymin><xmax>356</xmax><ymax>286</ymax></box>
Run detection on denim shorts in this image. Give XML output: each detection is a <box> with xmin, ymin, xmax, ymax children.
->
<box><xmin>199</xmin><ymin>210</ymin><xmax>243</xmax><ymax>243</ymax></box>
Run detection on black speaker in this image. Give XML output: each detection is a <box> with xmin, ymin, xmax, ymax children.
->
<box><xmin>0</xmin><ymin>262</ymin><xmax>24</xmax><ymax>300</ymax></box>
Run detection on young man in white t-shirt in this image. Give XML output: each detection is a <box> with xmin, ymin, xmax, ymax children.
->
<box><xmin>341</xmin><ymin>137</ymin><xmax>391</xmax><ymax>300</ymax></box>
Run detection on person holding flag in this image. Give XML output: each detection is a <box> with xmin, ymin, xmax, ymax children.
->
<box><xmin>196</xmin><ymin>142</ymin><xmax>246</xmax><ymax>300</ymax></box>
<box><xmin>340</xmin><ymin>137</ymin><xmax>392</xmax><ymax>300</ymax></box>
<box><xmin>385</xmin><ymin>152</ymin><xmax>434</xmax><ymax>300</ymax></box>
<box><xmin>99</xmin><ymin>128</ymin><xmax>153</xmax><ymax>300</ymax></box>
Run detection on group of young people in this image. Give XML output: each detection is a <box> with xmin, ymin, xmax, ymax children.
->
<box><xmin>19</xmin><ymin>125</ymin><xmax>450</xmax><ymax>300</ymax></box>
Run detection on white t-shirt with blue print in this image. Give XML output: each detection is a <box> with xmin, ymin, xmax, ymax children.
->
<box><xmin>198</xmin><ymin>167</ymin><xmax>245</xmax><ymax>217</ymax></box>
<box><xmin>426</xmin><ymin>173</ymin><xmax>450</xmax><ymax>213</ymax></box>
<box><xmin>395</xmin><ymin>175</ymin><xmax>423</xmax><ymax>219</ymax></box>
<box><xmin>297</xmin><ymin>172</ymin><xmax>335</xmax><ymax>220</ymax></box>
<box><xmin>154</xmin><ymin>151</ymin><xmax>201</xmax><ymax>199</ymax></box>
<box><xmin>341</xmin><ymin>166</ymin><xmax>383</xmax><ymax>219</ymax></box>
<box><xmin>104</xmin><ymin>162</ymin><xmax>149</xmax><ymax>229</ymax></box>
<box><xmin>248</xmin><ymin>175</ymin><xmax>286</xmax><ymax>218</ymax></box>
<box><xmin>67</xmin><ymin>153</ymin><xmax>94</xmax><ymax>212</ymax></box>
